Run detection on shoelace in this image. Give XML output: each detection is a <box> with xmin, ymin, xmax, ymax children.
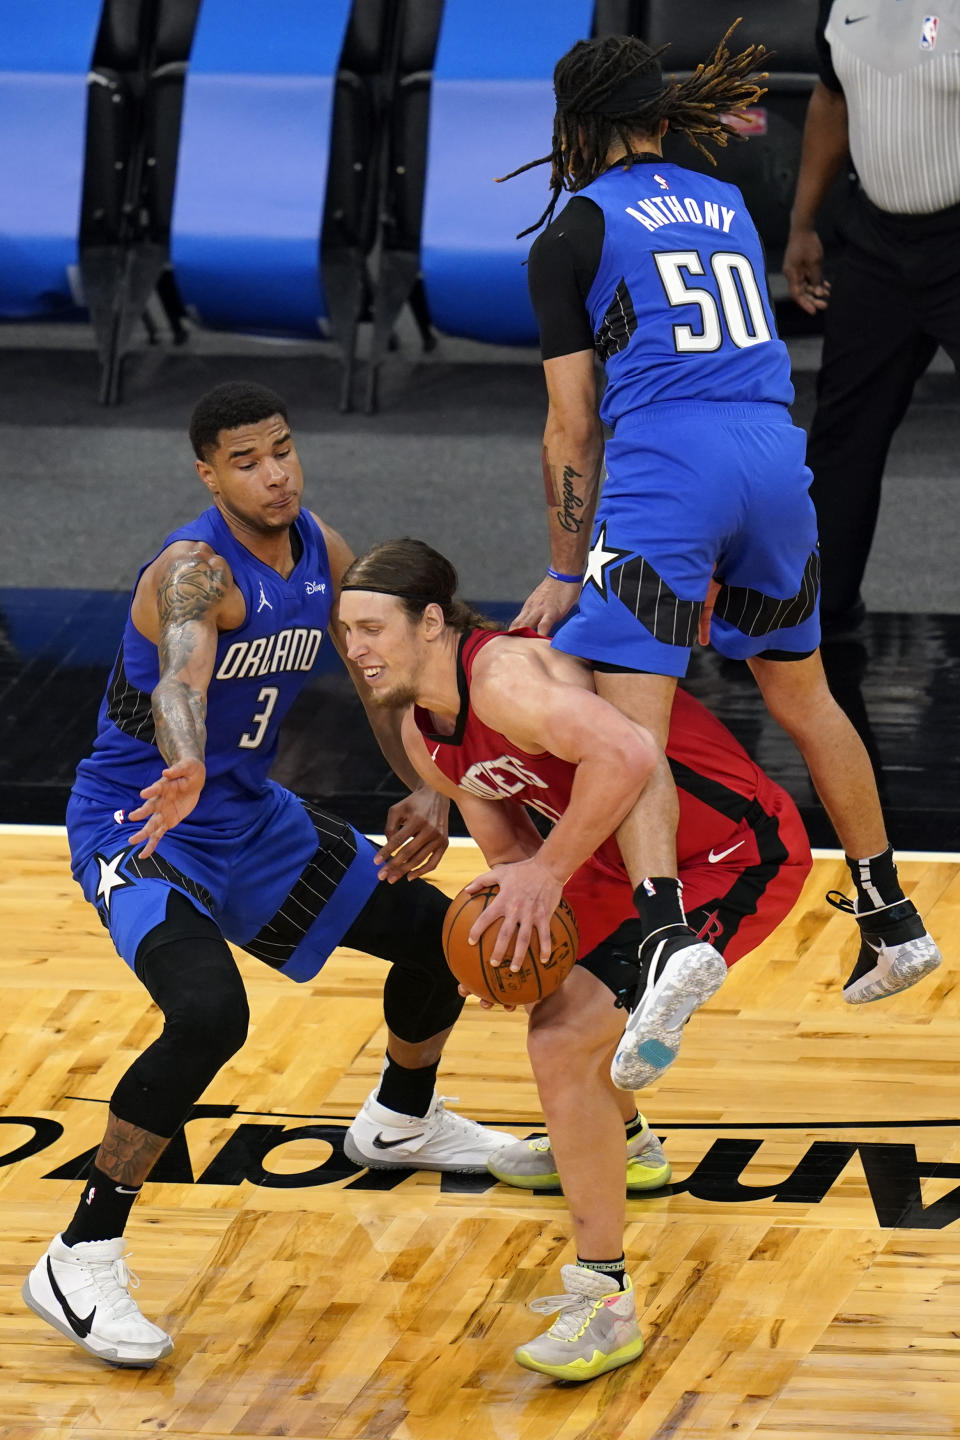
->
<box><xmin>528</xmin><ymin>1290</ymin><xmax>596</xmax><ymax>1339</ymax></box>
<box><xmin>80</xmin><ymin>1253</ymin><xmax>141</xmax><ymax>1317</ymax></box>
<box><xmin>826</xmin><ymin>890</ymin><xmax>856</xmax><ymax>914</ymax></box>
<box><xmin>432</xmin><ymin>1096</ymin><xmax>476</xmax><ymax>1138</ymax></box>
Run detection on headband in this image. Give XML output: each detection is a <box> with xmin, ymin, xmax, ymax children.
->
<box><xmin>560</xmin><ymin>64</ymin><xmax>667</xmax><ymax>116</ymax></box>
<box><xmin>340</xmin><ymin>584</ymin><xmax>441</xmax><ymax>606</ymax></box>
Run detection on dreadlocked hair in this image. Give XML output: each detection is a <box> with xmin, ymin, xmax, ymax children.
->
<box><xmin>497</xmin><ymin>22</ymin><xmax>771</xmax><ymax>238</ymax></box>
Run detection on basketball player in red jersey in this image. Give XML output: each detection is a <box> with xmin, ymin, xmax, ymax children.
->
<box><xmin>338</xmin><ymin>538</ymin><xmax>811</xmax><ymax>1382</ymax></box>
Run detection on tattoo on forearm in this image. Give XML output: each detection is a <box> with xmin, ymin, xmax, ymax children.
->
<box><xmin>153</xmin><ymin>676</ymin><xmax>206</xmax><ymax>765</ymax></box>
<box><xmin>557</xmin><ymin>464</ymin><xmax>586</xmax><ymax>533</ymax></box>
<box><xmin>97</xmin><ymin>1114</ymin><xmax>170</xmax><ymax>1186</ymax></box>
<box><xmin>152</xmin><ymin>555</ymin><xmax>223</xmax><ymax>764</ymax></box>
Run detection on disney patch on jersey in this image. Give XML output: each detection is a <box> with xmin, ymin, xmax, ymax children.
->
<box><xmin>920</xmin><ymin>15</ymin><xmax>939</xmax><ymax>48</ymax></box>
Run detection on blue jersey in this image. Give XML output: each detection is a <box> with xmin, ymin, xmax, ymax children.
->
<box><xmin>73</xmin><ymin>505</ymin><xmax>335</xmax><ymax>832</ymax></box>
<box><xmin>581</xmin><ymin>161</ymin><xmax>793</xmax><ymax>427</ymax></box>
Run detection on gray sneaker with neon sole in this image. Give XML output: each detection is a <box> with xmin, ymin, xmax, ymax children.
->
<box><xmin>514</xmin><ymin>1264</ymin><xmax>644</xmax><ymax>1381</ymax></box>
<box><xmin>487</xmin><ymin>1120</ymin><xmax>671</xmax><ymax>1192</ymax></box>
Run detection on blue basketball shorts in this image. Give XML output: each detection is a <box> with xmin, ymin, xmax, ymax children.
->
<box><xmin>553</xmin><ymin>402</ymin><xmax>821</xmax><ymax>677</ymax></box>
<box><xmin>66</xmin><ymin>781</ymin><xmax>380</xmax><ymax>982</ymax></box>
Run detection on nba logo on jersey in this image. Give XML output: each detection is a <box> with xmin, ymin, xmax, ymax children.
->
<box><xmin>653</xmin><ymin>173</ymin><xmax>669</xmax><ymax>190</ymax></box>
<box><xmin>920</xmin><ymin>15</ymin><xmax>939</xmax><ymax>48</ymax></box>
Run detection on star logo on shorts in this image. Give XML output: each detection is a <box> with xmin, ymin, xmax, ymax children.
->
<box><xmin>95</xmin><ymin>850</ymin><xmax>135</xmax><ymax>912</ymax></box>
<box><xmin>583</xmin><ymin>523</ymin><xmax>631</xmax><ymax>599</ymax></box>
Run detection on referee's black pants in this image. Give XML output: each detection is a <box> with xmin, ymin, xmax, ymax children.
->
<box><xmin>807</xmin><ymin>190</ymin><xmax>960</xmax><ymax>622</ymax></box>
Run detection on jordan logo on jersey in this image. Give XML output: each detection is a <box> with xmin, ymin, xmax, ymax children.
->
<box><xmin>257</xmin><ymin>581</ymin><xmax>273</xmax><ymax>613</ymax></box>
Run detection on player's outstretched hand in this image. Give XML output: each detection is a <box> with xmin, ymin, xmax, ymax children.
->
<box><xmin>376</xmin><ymin>786</ymin><xmax>450</xmax><ymax>882</ymax></box>
<box><xmin>465</xmin><ymin>857</ymin><xmax>562</xmax><ymax>970</ymax></box>
<box><xmin>128</xmin><ymin>758</ymin><xmax>206</xmax><ymax>857</ymax></box>
<box><xmin>783</xmin><ymin>227</ymin><xmax>831</xmax><ymax>315</ymax></box>
<box><xmin>510</xmin><ymin>575</ymin><xmax>581</xmax><ymax>635</ymax></box>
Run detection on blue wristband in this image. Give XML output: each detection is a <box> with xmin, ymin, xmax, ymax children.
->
<box><xmin>547</xmin><ymin>567</ymin><xmax>584</xmax><ymax>584</ymax></box>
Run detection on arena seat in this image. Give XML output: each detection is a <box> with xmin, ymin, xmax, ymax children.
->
<box><xmin>170</xmin><ymin>0</ymin><xmax>353</xmax><ymax>335</ymax></box>
<box><xmin>418</xmin><ymin>0</ymin><xmax>596</xmax><ymax>346</ymax></box>
<box><xmin>0</xmin><ymin>1</ymin><xmax>102</xmax><ymax>318</ymax></box>
<box><xmin>592</xmin><ymin>1</ymin><xmax>643</xmax><ymax>35</ymax></box>
<box><xmin>362</xmin><ymin>0</ymin><xmax>445</xmax><ymax>410</ymax></box>
<box><xmin>81</xmin><ymin>0</ymin><xmax>201</xmax><ymax>402</ymax></box>
<box><xmin>321</xmin><ymin>0</ymin><xmax>395</xmax><ymax>410</ymax></box>
<box><xmin>639</xmin><ymin>0</ymin><xmax>841</xmax><ymax>260</ymax></box>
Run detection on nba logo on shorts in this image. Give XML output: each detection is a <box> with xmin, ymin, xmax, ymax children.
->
<box><xmin>920</xmin><ymin>15</ymin><xmax>939</xmax><ymax>49</ymax></box>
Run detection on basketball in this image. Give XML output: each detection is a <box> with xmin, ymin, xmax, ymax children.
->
<box><xmin>441</xmin><ymin>885</ymin><xmax>579</xmax><ymax>1005</ymax></box>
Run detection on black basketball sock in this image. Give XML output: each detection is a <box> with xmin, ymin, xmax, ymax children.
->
<box><xmin>62</xmin><ymin>1165</ymin><xmax>141</xmax><ymax>1246</ymax></box>
<box><xmin>632</xmin><ymin>878</ymin><xmax>688</xmax><ymax>941</ymax></box>
<box><xmin>845</xmin><ymin>845</ymin><xmax>904</xmax><ymax>914</ymax></box>
<box><xmin>624</xmin><ymin>1112</ymin><xmax>646</xmax><ymax>1141</ymax></box>
<box><xmin>376</xmin><ymin>1052</ymin><xmax>440</xmax><ymax>1119</ymax></box>
<box><xmin>577</xmin><ymin>1255</ymin><xmax>627</xmax><ymax>1291</ymax></box>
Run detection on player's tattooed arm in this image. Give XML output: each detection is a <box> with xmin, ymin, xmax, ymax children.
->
<box><xmin>543</xmin><ymin>452</ymin><xmax>594</xmax><ymax>538</ymax></box>
<box><xmin>152</xmin><ymin>552</ymin><xmax>230</xmax><ymax>766</ymax></box>
<box><xmin>512</xmin><ymin>350</ymin><xmax>603</xmax><ymax>634</ymax></box>
<box><xmin>128</xmin><ymin>547</ymin><xmax>236</xmax><ymax>855</ymax></box>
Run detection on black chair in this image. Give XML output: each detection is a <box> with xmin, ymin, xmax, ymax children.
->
<box><xmin>361</xmin><ymin>0</ymin><xmax>445</xmax><ymax>413</ymax></box>
<box><xmin>639</xmin><ymin>0</ymin><xmax>842</xmax><ymax>265</ymax></box>
<box><xmin>321</xmin><ymin>0</ymin><xmax>394</xmax><ymax>412</ymax></box>
<box><xmin>80</xmin><ymin>0</ymin><xmax>201</xmax><ymax>403</ymax></box>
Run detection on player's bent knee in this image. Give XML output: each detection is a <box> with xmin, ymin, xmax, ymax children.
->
<box><xmin>526</xmin><ymin>1006</ymin><xmax>610</xmax><ymax>1080</ymax></box>
<box><xmin>135</xmin><ymin>909</ymin><xmax>251</xmax><ymax>1069</ymax></box>
<box><xmin>165</xmin><ymin>983</ymin><xmax>250</xmax><ymax>1064</ymax></box>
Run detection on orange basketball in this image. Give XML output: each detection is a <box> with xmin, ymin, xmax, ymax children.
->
<box><xmin>441</xmin><ymin>885</ymin><xmax>579</xmax><ymax>1006</ymax></box>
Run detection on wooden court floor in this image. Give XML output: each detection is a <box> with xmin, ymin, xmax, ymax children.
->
<box><xmin>2</xmin><ymin>830</ymin><xmax>960</xmax><ymax>1440</ymax></box>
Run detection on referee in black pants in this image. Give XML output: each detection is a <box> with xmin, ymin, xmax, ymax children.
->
<box><xmin>784</xmin><ymin>0</ymin><xmax>960</xmax><ymax>632</ymax></box>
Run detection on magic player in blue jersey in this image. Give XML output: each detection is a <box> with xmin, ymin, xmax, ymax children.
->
<box><xmin>503</xmin><ymin>32</ymin><xmax>940</xmax><ymax>1113</ymax></box>
<box><xmin>22</xmin><ymin>382</ymin><xmax>513</xmax><ymax>1369</ymax></box>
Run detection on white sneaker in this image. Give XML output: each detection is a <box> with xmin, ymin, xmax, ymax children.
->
<box><xmin>22</xmin><ymin>1234</ymin><xmax>173</xmax><ymax>1367</ymax></box>
<box><xmin>343</xmin><ymin>1090</ymin><xmax>514</xmax><ymax>1172</ymax></box>
<box><xmin>610</xmin><ymin>931</ymin><xmax>727</xmax><ymax>1090</ymax></box>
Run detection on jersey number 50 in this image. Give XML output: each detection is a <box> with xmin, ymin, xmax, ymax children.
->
<box><xmin>654</xmin><ymin>249</ymin><xmax>772</xmax><ymax>353</ymax></box>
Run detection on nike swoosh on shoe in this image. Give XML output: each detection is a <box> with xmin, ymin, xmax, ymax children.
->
<box><xmin>46</xmin><ymin>1259</ymin><xmax>96</xmax><ymax>1338</ymax></box>
<box><xmin>372</xmin><ymin>1132</ymin><xmax>425</xmax><ymax>1149</ymax></box>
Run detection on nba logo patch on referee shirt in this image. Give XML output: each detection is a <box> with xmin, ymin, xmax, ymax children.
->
<box><xmin>920</xmin><ymin>15</ymin><xmax>939</xmax><ymax>48</ymax></box>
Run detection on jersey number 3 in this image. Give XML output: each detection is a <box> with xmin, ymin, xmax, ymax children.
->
<box><xmin>654</xmin><ymin>250</ymin><xmax>772</xmax><ymax>353</ymax></box>
<box><xmin>239</xmin><ymin>685</ymin><xmax>279</xmax><ymax>749</ymax></box>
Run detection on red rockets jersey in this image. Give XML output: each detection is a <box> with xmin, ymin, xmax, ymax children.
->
<box><xmin>413</xmin><ymin>628</ymin><xmax>791</xmax><ymax>877</ymax></box>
